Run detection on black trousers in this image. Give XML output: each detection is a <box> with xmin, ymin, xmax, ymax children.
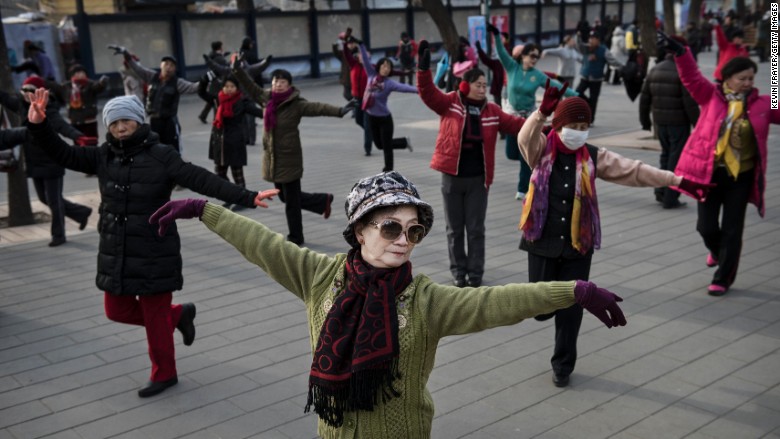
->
<box><xmin>655</xmin><ymin>124</ymin><xmax>690</xmax><ymax>206</ymax></box>
<box><xmin>528</xmin><ymin>252</ymin><xmax>592</xmax><ymax>377</ymax></box>
<box><xmin>33</xmin><ymin>176</ymin><xmax>91</xmax><ymax>240</ymax></box>
<box><xmin>150</xmin><ymin>117</ymin><xmax>180</xmax><ymax>153</ymax></box>
<box><xmin>697</xmin><ymin>167</ymin><xmax>753</xmax><ymax>288</ymax></box>
<box><xmin>441</xmin><ymin>174</ymin><xmax>488</xmax><ymax>281</ymax></box>
<box><xmin>575</xmin><ymin>78</ymin><xmax>603</xmax><ymax>123</ymax></box>
<box><xmin>368</xmin><ymin>114</ymin><xmax>409</xmax><ymax>172</ymax></box>
<box><xmin>199</xmin><ymin>99</ymin><xmax>216</xmax><ymax>121</ymax></box>
<box><xmin>353</xmin><ymin>104</ymin><xmax>373</xmax><ymax>155</ymax></box>
<box><xmin>273</xmin><ymin>179</ymin><xmax>329</xmax><ymax>245</ymax></box>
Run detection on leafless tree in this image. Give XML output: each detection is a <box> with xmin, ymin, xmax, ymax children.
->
<box><xmin>689</xmin><ymin>0</ymin><xmax>703</xmax><ymax>26</ymax></box>
<box><xmin>0</xmin><ymin>9</ymin><xmax>35</xmax><ymax>226</ymax></box>
<box><xmin>417</xmin><ymin>0</ymin><xmax>461</xmax><ymax>61</ymax></box>
<box><xmin>637</xmin><ymin>0</ymin><xmax>658</xmax><ymax>58</ymax></box>
<box><xmin>663</xmin><ymin>0</ymin><xmax>676</xmax><ymax>34</ymax></box>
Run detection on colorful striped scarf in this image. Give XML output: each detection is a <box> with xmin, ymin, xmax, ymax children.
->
<box><xmin>519</xmin><ymin>130</ymin><xmax>601</xmax><ymax>254</ymax></box>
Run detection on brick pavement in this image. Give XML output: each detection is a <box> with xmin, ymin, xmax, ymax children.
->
<box><xmin>1</xmin><ymin>50</ymin><xmax>779</xmax><ymax>438</ymax></box>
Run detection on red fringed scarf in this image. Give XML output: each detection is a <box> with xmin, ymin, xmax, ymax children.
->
<box><xmin>305</xmin><ymin>249</ymin><xmax>413</xmax><ymax>427</ymax></box>
<box><xmin>264</xmin><ymin>88</ymin><xmax>294</xmax><ymax>132</ymax></box>
<box><xmin>69</xmin><ymin>78</ymin><xmax>88</xmax><ymax>110</ymax></box>
<box><xmin>213</xmin><ymin>90</ymin><xmax>242</xmax><ymax>130</ymax></box>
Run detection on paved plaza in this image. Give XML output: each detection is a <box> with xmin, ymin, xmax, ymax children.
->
<box><xmin>1</xmin><ymin>50</ymin><xmax>779</xmax><ymax>438</ymax></box>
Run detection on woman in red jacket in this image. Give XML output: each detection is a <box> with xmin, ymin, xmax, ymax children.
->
<box><xmin>417</xmin><ymin>40</ymin><xmax>525</xmax><ymax>288</ymax></box>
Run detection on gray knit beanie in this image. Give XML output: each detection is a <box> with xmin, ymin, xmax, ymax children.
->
<box><xmin>102</xmin><ymin>95</ymin><xmax>145</xmax><ymax>127</ymax></box>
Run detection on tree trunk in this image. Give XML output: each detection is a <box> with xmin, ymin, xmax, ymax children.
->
<box><xmin>663</xmin><ymin>0</ymin><xmax>676</xmax><ymax>34</ymax></box>
<box><xmin>236</xmin><ymin>0</ymin><xmax>254</xmax><ymax>12</ymax></box>
<box><xmin>736</xmin><ymin>0</ymin><xmax>746</xmax><ymax>19</ymax></box>
<box><xmin>637</xmin><ymin>0</ymin><xmax>658</xmax><ymax>58</ymax></box>
<box><xmin>419</xmin><ymin>0</ymin><xmax>460</xmax><ymax>62</ymax></box>
<box><xmin>688</xmin><ymin>0</ymin><xmax>703</xmax><ymax>26</ymax></box>
<box><xmin>0</xmin><ymin>10</ymin><xmax>35</xmax><ymax>226</ymax></box>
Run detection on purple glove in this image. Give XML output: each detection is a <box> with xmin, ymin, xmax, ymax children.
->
<box><xmin>574</xmin><ymin>280</ymin><xmax>627</xmax><ymax>328</ymax></box>
<box><xmin>678</xmin><ymin>178</ymin><xmax>716</xmax><ymax>202</ymax></box>
<box><xmin>149</xmin><ymin>199</ymin><xmax>207</xmax><ymax>236</ymax></box>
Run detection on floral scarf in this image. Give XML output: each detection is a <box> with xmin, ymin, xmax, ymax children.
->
<box><xmin>716</xmin><ymin>86</ymin><xmax>746</xmax><ymax>179</ymax></box>
<box><xmin>264</xmin><ymin>87</ymin><xmax>294</xmax><ymax>132</ymax></box>
<box><xmin>213</xmin><ymin>90</ymin><xmax>242</xmax><ymax>130</ymax></box>
<box><xmin>305</xmin><ymin>249</ymin><xmax>412</xmax><ymax>427</ymax></box>
<box><xmin>69</xmin><ymin>78</ymin><xmax>88</xmax><ymax>110</ymax></box>
<box><xmin>519</xmin><ymin>129</ymin><xmax>601</xmax><ymax>254</ymax></box>
<box><xmin>361</xmin><ymin>75</ymin><xmax>384</xmax><ymax>111</ymax></box>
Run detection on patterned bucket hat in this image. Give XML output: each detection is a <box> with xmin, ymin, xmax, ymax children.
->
<box><xmin>343</xmin><ymin>171</ymin><xmax>434</xmax><ymax>248</ymax></box>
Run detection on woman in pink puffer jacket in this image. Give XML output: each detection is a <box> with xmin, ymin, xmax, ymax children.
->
<box><xmin>672</xmin><ymin>44</ymin><xmax>780</xmax><ymax>296</ymax></box>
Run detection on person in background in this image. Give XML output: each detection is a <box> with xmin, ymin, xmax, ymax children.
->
<box><xmin>659</xmin><ymin>32</ymin><xmax>780</xmax><ymax>296</ymax></box>
<box><xmin>12</xmin><ymin>40</ymin><xmax>57</xmax><ymax>81</ymax></box>
<box><xmin>359</xmin><ymin>43</ymin><xmax>416</xmax><ymax>172</ymax></box>
<box><xmin>0</xmin><ymin>77</ymin><xmax>93</xmax><ymax>247</ymax></box>
<box><xmin>607</xmin><ymin>27</ymin><xmax>627</xmax><ymax>84</ymax></box>
<box><xmin>396</xmin><ymin>31</ymin><xmax>418</xmax><ymax>85</ymax></box>
<box><xmin>148</xmin><ymin>170</ymin><xmax>627</xmax><ymax>438</ymax></box>
<box><xmin>713</xmin><ymin>24</ymin><xmax>749</xmax><ymax>81</ymax></box>
<box><xmin>639</xmin><ymin>35</ymin><xmax>700</xmax><ymax>209</ymax></box>
<box><xmin>111</xmin><ymin>45</ymin><xmax>200</xmax><ymax>154</ymax></box>
<box><xmin>120</xmin><ymin>54</ymin><xmax>145</xmax><ymax>102</ymax></box>
<box><xmin>204</xmin><ymin>76</ymin><xmax>265</xmax><ymax>211</ymax></box>
<box><xmin>475</xmin><ymin>39</ymin><xmax>506</xmax><ymax>106</ymax></box>
<box><xmin>332</xmin><ymin>29</ymin><xmax>354</xmax><ymax>102</ymax></box>
<box><xmin>232</xmin><ymin>63</ymin><xmax>356</xmax><ymax>246</ymax></box>
<box><xmin>575</xmin><ymin>31</ymin><xmax>624</xmax><ymax>125</ymax></box>
<box><xmin>417</xmin><ymin>41</ymin><xmax>526</xmax><ymax>288</ymax></box>
<box><xmin>198</xmin><ymin>41</ymin><xmax>228</xmax><ymax>124</ymax></box>
<box><xmin>26</xmin><ymin>89</ymin><xmax>280</xmax><ymax>397</ymax></box>
<box><xmin>542</xmin><ymin>35</ymin><xmax>583</xmax><ymax>87</ymax></box>
<box><xmin>517</xmin><ymin>84</ymin><xmax>713</xmax><ymax>388</ymax></box>
<box><xmin>491</xmin><ymin>24</ymin><xmax>577</xmax><ymax>201</ymax></box>
<box><xmin>46</xmin><ymin>64</ymin><xmax>108</xmax><ymax>146</ymax></box>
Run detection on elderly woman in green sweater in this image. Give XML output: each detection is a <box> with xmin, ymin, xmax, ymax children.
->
<box><xmin>149</xmin><ymin>171</ymin><xmax>626</xmax><ymax>438</ymax></box>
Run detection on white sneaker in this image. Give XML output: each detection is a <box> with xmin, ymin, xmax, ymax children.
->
<box><xmin>515</xmin><ymin>192</ymin><xmax>525</xmax><ymax>200</ymax></box>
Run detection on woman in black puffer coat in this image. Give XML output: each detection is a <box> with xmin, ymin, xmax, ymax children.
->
<box><xmin>206</xmin><ymin>76</ymin><xmax>264</xmax><ymax>210</ymax></box>
<box><xmin>26</xmin><ymin>91</ymin><xmax>278</xmax><ymax>398</ymax></box>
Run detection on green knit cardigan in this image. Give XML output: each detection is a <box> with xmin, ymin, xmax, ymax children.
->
<box><xmin>201</xmin><ymin>203</ymin><xmax>576</xmax><ymax>439</ymax></box>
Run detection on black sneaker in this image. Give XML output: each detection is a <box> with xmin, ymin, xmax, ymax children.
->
<box><xmin>138</xmin><ymin>376</ymin><xmax>178</xmax><ymax>398</ymax></box>
<box><xmin>176</xmin><ymin>303</ymin><xmax>196</xmax><ymax>346</ymax></box>
<box><xmin>453</xmin><ymin>276</ymin><xmax>466</xmax><ymax>288</ymax></box>
<box><xmin>466</xmin><ymin>278</ymin><xmax>482</xmax><ymax>288</ymax></box>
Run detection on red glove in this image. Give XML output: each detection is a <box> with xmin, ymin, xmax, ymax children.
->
<box><xmin>149</xmin><ymin>199</ymin><xmax>207</xmax><ymax>236</ymax></box>
<box><xmin>677</xmin><ymin>178</ymin><xmax>716</xmax><ymax>202</ymax></box>
<box><xmin>254</xmin><ymin>189</ymin><xmax>280</xmax><ymax>208</ymax></box>
<box><xmin>574</xmin><ymin>280</ymin><xmax>627</xmax><ymax>328</ymax></box>
<box><xmin>538</xmin><ymin>78</ymin><xmax>569</xmax><ymax>117</ymax></box>
<box><xmin>75</xmin><ymin>136</ymin><xmax>98</xmax><ymax>146</ymax></box>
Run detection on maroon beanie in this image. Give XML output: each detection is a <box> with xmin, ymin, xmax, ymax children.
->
<box><xmin>22</xmin><ymin>76</ymin><xmax>46</xmax><ymax>90</ymax></box>
<box><xmin>552</xmin><ymin>97</ymin><xmax>591</xmax><ymax>130</ymax></box>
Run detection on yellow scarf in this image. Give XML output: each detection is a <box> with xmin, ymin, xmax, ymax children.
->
<box><xmin>715</xmin><ymin>86</ymin><xmax>744</xmax><ymax>179</ymax></box>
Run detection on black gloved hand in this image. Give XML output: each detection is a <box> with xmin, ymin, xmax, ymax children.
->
<box><xmin>475</xmin><ymin>40</ymin><xmax>483</xmax><ymax>52</ymax></box>
<box><xmin>339</xmin><ymin>99</ymin><xmax>358</xmax><ymax>117</ymax></box>
<box><xmin>656</xmin><ymin>31</ymin><xmax>686</xmax><ymax>57</ymax></box>
<box><xmin>417</xmin><ymin>40</ymin><xmax>431</xmax><ymax>71</ymax></box>
<box><xmin>108</xmin><ymin>44</ymin><xmax>130</xmax><ymax>58</ymax></box>
<box><xmin>264</xmin><ymin>54</ymin><xmax>273</xmax><ymax>63</ymax></box>
<box><xmin>203</xmin><ymin>54</ymin><xmax>210</xmax><ymax>63</ymax></box>
<box><xmin>487</xmin><ymin>24</ymin><xmax>500</xmax><ymax>36</ymax></box>
<box><xmin>231</xmin><ymin>52</ymin><xmax>245</xmax><ymax>70</ymax></box>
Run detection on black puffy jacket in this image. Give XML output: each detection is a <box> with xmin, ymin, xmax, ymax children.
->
<box><xmin>639</xmin><ymin>57</ymin><xmax>700</xmax><ymax>129</ymax></box>
<box><xmin>28</xmin><ymin>121</ymin><xmax>258</xmax><ymax>295</ymax></box>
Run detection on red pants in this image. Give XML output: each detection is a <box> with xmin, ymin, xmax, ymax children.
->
<box><xmin>104</xmin><ymin>292</ymin><xmax>183</xmax><ymax>382</ymax></box>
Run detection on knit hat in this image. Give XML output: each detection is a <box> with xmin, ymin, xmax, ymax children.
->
<box><xmin>552</xmin><ymin>97</ymin><xmax>592</xmax><ymax>130</ymax></box>
<box><xmin>102</xmin><ymin>95</ymin><xmax>145</xmax><ymax>127</ymax></box>
<box><xmin>161</xmin><ymin>55</ymin><xmax>177</xmax><ymax>65</ymax></box>
<box><xmin>343</xmin><ymin>171</ymin><xmax>434</xmax><ymax>248</ymax></box>
<box><xmin>21</xmin><ymin>76</ymin><xmax>46</xmax><ymax>90</ymax></box>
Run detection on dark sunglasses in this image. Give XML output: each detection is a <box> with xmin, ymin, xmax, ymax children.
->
<box><xmin>369</xmin><ymin>220</ymin><xmax>426</xmax><ymax>244</ymax></box>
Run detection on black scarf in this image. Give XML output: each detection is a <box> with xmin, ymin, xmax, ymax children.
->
<box><xmin>106</xmin><ymin>124</ymin><xmax>154</xmax><ymax>156</ymax></box>
<box><xmin>461</xmin><ymin>94</ymin><xmax>485</xmax><ymax>145</ymax></box>
<box><xmin>305</xmin><ymin>249</ymin><xmax>413</xmax><ymax>427</ymax></box>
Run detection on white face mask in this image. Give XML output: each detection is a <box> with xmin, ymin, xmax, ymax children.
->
<box><xmin>560</xmin><ymin>128</ymin><xmax>589</xmax><ymax>150</ymax></box>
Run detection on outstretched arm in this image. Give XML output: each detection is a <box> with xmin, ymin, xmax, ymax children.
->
<box><xmin>233</xmin><ymin>64</ymin><xmax>269</xmax><ymax>105</ymax></box>
<box><xmin>126</xmin><ymin>56</ymin><xmax>157</xmax><ymax>83</ymax></box>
